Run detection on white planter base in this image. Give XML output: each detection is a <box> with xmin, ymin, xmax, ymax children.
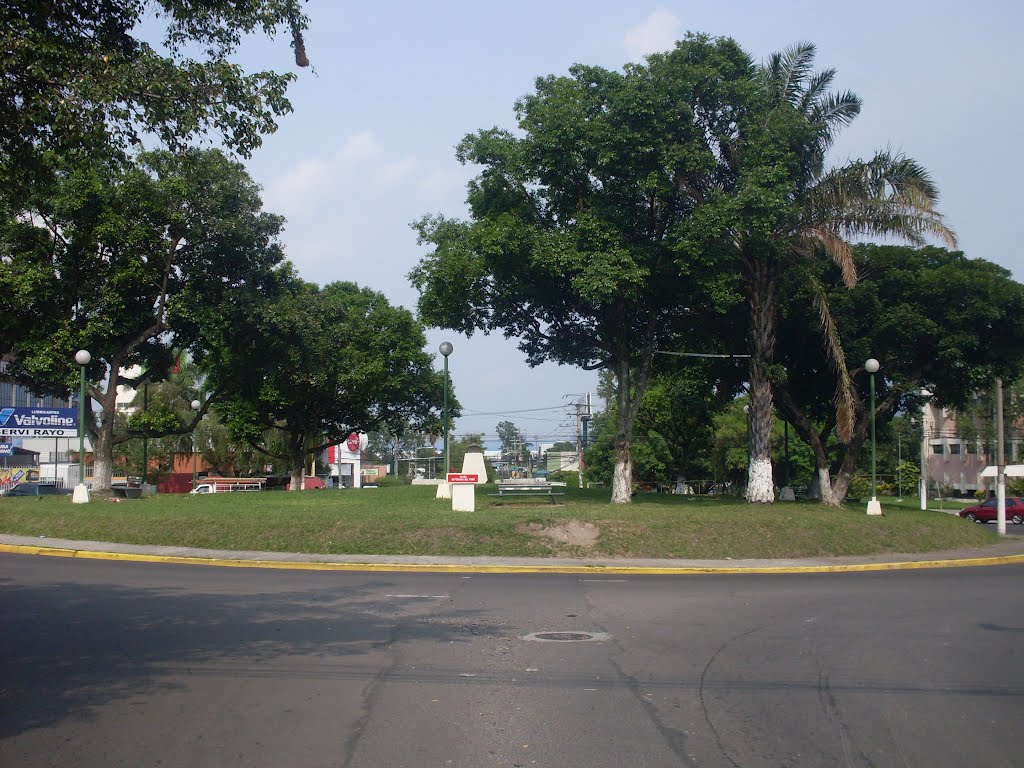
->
<box><xmin>866</xmin><ymin>497</ymin><xmax>883</xmax><ymax>516</ymax></box>
<box><xmin>72</xmin><ymin>484</ymin><xmax>91</xmax><ymax>504</ymax></box>
<box><xmin>451</xmin><ymin>483</ymin><xmax>475</xmax><ymax>512</ymax></box>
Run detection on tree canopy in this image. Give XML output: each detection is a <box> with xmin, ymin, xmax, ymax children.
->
<box><xmin>774</xmin><ymin>245</ymin><xmax>1024</xmax><ymax>503</ymax></box>
<box><xmin>411</xmin><ymin>34</ymin><xmax>758</xmax><ymax>503</ymax></box>
<box><xmin>1</xmin><ymin>1</ymin><xmax>309</xmax><ymax>197</ymax></box>
<box><xmin>0</xmin><ymin>148</ymin><xmax>287</xmax><ymax>490</ymax></box>
<box><xmin>218</xmin><ymin>279</ymin><xmax>453</xmax><ymax>489</ymax></box>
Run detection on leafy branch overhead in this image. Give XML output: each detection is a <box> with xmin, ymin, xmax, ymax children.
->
<box><xmin>0</xmin><ymin>1</ymin><xmax>311</xmax><ymax>195</ymax></box>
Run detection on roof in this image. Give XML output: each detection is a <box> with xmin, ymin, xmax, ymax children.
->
<box><xmin>980</xmin><ymin>465</ymin><xmax>1024</xmax><ymax>478</ymax></box>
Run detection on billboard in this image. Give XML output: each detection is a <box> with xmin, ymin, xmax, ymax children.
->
<box><xmin>0</xmin><ymin>407</ymin><xmax>78</xmax><ymax>437</ymax></box>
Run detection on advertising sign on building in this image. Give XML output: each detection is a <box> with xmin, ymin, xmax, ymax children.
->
<box><xmin>0</xmin><ymin>407</ymin><xmax>78</xmax><ymax>437</ymax></box>
<box><xmin>0</xmin><ymin>442</ymin><xmax>14</xmax><ymax>456</ymax></box>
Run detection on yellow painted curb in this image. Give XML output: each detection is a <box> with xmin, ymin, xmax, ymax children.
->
<box><xmin>3</xmin><ymin>543</ymin><xmax>1024</xmax><ymax>574</ymax></box>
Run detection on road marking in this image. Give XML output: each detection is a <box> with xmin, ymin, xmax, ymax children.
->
<box><xmin>4</xmin><ymin>544</ymin><xmax>1024</xmax><ymax>575</ymax></box>
<box><xmin>580</xmin><ymin>579</ymin><xmax>629</xmax><ymax>582</ymax></box>
<box><xmin>386</xmin><ymin>594</ymin><xmax>449</xmax><ymax>599</ymax></box>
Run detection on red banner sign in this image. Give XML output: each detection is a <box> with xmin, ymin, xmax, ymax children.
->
<box><xmin>447</xmin><ymin>473</ymin><xmax>478</xmax><ymax>483</ymax></box>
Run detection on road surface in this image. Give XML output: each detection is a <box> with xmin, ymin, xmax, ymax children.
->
<box><xmin>3</xmin><ymin>553</ymin><xmax>1023</xmax><ymax>767</ymax></box>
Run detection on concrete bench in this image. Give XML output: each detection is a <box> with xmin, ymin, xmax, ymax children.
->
<box><xmin>487</xmin><ymin>483</ymin><xmax>565</xmax><ymax>503</ymax></box>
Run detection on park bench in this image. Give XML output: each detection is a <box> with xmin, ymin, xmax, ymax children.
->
<box><xmin>488</xmin><ymin>480</ymin><xmax>565</xmax><ymax>503</ymax></box>
<box><xmin>110</xmin><ymin>482</ymin><xmax>142</xmax><ymax>499</ymax></box>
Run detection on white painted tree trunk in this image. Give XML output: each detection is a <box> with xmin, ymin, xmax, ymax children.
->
<box><xmin>746</xmin><ymin>457</ymin><xmax>774</xmax><ymax>503</ymax></box>
<box><xmin>611</xmin><ymin>440</ymin><xmax>633</xmax><ymax>503</ymax></box>
<box><xmin>746</xmin><ymin>263</ymin><xmax>777</xmax><ymax>504</ymax></box>
<box><xmin>817</xmin><ymin>467</ymin><xmax>837</xmax><ymax>506</ymax></box>
<box><xmin>91</xmin><ymin>428</ymin><xmax>113</xmax><ymax>491</ymax></box>
<box><xmin>289</xmin><ymin>467</ymin><xmax>305</xmax><ymax>491</ymax></box>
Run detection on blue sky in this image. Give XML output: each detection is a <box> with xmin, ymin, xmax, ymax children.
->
<box><xmin>232</xmin><ymin>1</ymin><xmax>1023</xmax><ymax>445</ymax></box>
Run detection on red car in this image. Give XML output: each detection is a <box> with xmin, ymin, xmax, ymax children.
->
<box><xmin>959</xmin><ymin>497</ymin><xmax>1024</xmax><ymax>524</ymax></box>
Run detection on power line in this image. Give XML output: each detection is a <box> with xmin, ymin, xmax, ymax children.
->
<box><xmin>461</xmin><ymin>404</ymin><xmax>569</xmax><ymax>416</ymax></box>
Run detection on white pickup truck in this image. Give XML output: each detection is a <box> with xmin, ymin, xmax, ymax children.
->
<box><xmin>190</xmin><ymin>477</ymin><xmax>266</xmax><ymax>494</ymax></box>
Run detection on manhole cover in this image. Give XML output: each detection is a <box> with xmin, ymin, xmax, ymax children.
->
<box><xmin>521</xmin><ymin>631</ymin><xmax>610</xmax><ymax>643</ymax></box>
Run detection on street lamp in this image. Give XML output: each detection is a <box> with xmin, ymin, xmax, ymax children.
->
<box><xmin>865</xmin><ymin>358</ymin><xmax>882</xmax><ymax>515</ymax></box>
<box><xmin>191</xmin><ymin>399</ymin><xmax>201</xmax><ymax>491</ymax></box>
<box><xmin>742</xmin><ymin>403</ymin><xmax>751</xmax><ymax>458</ymax></box>
<box><xmin>72</xmin><ymin>350</ymin><xmax>91</xmax><ymax>504</ymax></box>
<box><xmin>439</xmin><ymin>342</ymin><xmax>453</xmax><ymax>475</ymax></box>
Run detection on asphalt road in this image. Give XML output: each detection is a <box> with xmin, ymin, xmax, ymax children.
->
<box><xmin>3</xmin><ymin>553</ymin><xmax>1024</xmax><ymax>767</ymax></box>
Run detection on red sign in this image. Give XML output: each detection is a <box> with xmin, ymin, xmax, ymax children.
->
<box><xmin>346</xmin><ymin>432</ymin><xmax>361</xmax><ymax>452</ymax></box>
<box><xmin>447</xmin><ymin>473</ymin><xmax>478</xmax><ymax>483</ymax></box>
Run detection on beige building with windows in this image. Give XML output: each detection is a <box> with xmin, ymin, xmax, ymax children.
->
<box><xmin>921</xmin><ymin>401</ymin><xmax>1021</xmax><ymax>496</ymax></box>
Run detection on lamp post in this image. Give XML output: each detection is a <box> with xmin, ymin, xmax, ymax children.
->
<box><xmin>72</xmin><ymin>350</ymin><xmax>91</xmax><ymax>503</ymax></box>
<box><xmin>439</xmin><ymin>342</ymin><xmax>453</xmax><ymax>474</ymax></box>
<box><xmin>865</xmin><ymin>358</ymin><xmax>882</xmax><ymax>515</ymax></box>
<box><xmin>190</xmin><ymin>399</ymin><xmax>201</xmax><ymax>491</ymax></box>
<box><xmin>742</xmin><ymin>404</ymin><xmax>750</xmax><ymax>455</ymax></box>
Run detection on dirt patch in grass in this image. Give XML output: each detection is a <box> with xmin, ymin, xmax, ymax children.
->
<box><xmin>516</xmin><ymin>520</ymin><xmax>599</xmax><ymax>550</ymax></box>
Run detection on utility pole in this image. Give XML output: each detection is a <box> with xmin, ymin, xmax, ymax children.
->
<box><xmin>571</xmin><ymin>394</ymin><xmax>593</xmax><ymax>489</ymax></box>
<box><xmin>997</xmin><ymin>377</ymin><xmax>1006</xmax><ymax>535</ymax></box>
<box><xmin>575</xmin><ymin>400</ymin><xmax>584</xmax><ymax>489</ymax></box>
<box><xmin>920</xmin><ymin>390</ymin><xmax>930</xmax><ymax>510</ymax></box>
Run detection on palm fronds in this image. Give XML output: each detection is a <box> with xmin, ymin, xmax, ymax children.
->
<box><xmin>762</xmin><ymin>42</ymin><xmax>818</xmax><ymax>107</ymax></box>
<box><xmin>809</xmin><ymin>274</ymin><xmax>856</xmax><ymax>443</ymax></box>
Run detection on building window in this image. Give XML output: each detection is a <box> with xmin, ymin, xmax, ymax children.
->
<box><xmin>949</xmin><ymin>444</ymin><xmax>961</xmax><ymax>455</ymax></box>
<box><xmin>932</xmin><ymin>443</ymin><xmax>944</xmax><ymax>455</ymax></box>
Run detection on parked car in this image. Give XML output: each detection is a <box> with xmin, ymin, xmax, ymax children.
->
<box><xmin>959</xmin><ymin>497</ymin><xmax>1024</xmax><ymax>524</ymax></box>
<box><xmin>2</xmin><ymin>482</ymin><xmax>70</xmax><ymax>497</ymax></box>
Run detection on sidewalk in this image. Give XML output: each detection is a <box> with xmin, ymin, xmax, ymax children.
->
<box><xmin>4</xmin><ymin>533</ymin><xmax>1024</xmax><ymax>574</ymax></box>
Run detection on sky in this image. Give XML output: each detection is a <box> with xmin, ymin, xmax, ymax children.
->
<box><xmin>230</xmin><ymin>1</ymin><xmax>1024</xmax><ymax>446</ymax></box>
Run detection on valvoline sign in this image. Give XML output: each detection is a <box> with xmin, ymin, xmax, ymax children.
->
<box><xmin>0</xmin><ymin>407</ymin><xmax>78</xmax><ymax>437</ymax></box>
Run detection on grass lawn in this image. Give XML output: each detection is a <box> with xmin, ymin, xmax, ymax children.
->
<box><xmin>0</xmin><ymin>484</ymin><xmax>1000</xmax><ymax>560</ymax></box>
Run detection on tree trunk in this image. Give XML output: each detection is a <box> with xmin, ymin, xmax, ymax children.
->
<box><xmin>773</xmin><ymin>382</ymin><xmax>842</xmax><ymax>506</ymax></box>
<box><xmin>611</xmin><ymin>436</ymin><xmax>633</xmax><ymax>503</ymax></box>
<box><xmin>746</xmin><ymin>264</ymin><xmax>776</xmax><ymax>503</ymax></box>
<box><xmin>88</xmin><ymin>381</ymin><xmax>121</xmax><ymax>492</ymax></box>
<box><xmin>91</xmin><ymin>419</ymin><xmax>114</xmax><ymax>491</ymax></box>
<box><xmin>288</xmin><ymin>433</ymin><xmax>307</xmax><ymax>491</ymax></box>
<box><xmin>816</xmin><ymin>466</ymin><xmax>837</xmax><ymax>506</ymax></box>
<box><xmin>609</xmin><ymin>339</ymin><xmax>655</xmax><ymax>504</ymax></box>
<box><xmin>674</xmin><ymin>468</ymin><xmax>686</xmax><ymax>495</ymax></box>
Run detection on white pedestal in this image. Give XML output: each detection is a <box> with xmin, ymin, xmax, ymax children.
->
<box><xmin>72</xmin><ymin>484</ymin><xmax>91</xmax><ymax>504</ymax></box>
<box><xmin>435</xmin><ymin>481</ymin><xmax>451</xmax><ymax>499</ymax></box>
<box><xmin>451</xmin><ymin>483</ymin><xmax>475</xmax><ymax>512</ymax></box>
<box><xmin>866</xmin><ymin>497</ymin><xmax>883</xmax><ymax>516</ymax></box>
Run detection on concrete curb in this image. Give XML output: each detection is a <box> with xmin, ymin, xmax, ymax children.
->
<box><xmin>4</xmin><ymin>538</ymin><xmax>1024</xmax><ymax>575</ymax></box>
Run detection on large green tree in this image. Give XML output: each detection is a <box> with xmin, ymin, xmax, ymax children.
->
<box><xmin>735</xmin><ymin>44</ymin><xmax>956</xmax><ymax>503</ymax></box>
<box><xmin>773</xmin><ymin>245</ymin><xmax>1024</xmax><ymax>504</ymax></box>
<box><xmin>219</xmin><ymin>280</ymin><xmax>452</xmax><ymax>490</ymax></box>
<box><xmin>411</xmin><ymin>35</ymin><xmax>758</xmax><ymax>503</ymax></box>
<box><xmin>1</xmin><ymin>1</ymin><xmax>309</xmax><ymax>200</ymax></box>
<box><xmin>0</xmin><ymin>148</ymin><xmax>287</xmax><ymax>491</ymax></box>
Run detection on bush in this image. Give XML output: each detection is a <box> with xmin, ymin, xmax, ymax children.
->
<box><xmin>847</xmin><ymin>475</ymin><xmax>871</xmax><ymax>498</ymax></box>
<box><xmin>371</xmin><ymin>474</ymin><xmax>407</xmax><ymax>487</ymax></box>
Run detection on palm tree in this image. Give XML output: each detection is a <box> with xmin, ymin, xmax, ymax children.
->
<box><xmin>740</xmin><ymin>43</ymin><xmax>956</xmax><ymax>503</ymax></box>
